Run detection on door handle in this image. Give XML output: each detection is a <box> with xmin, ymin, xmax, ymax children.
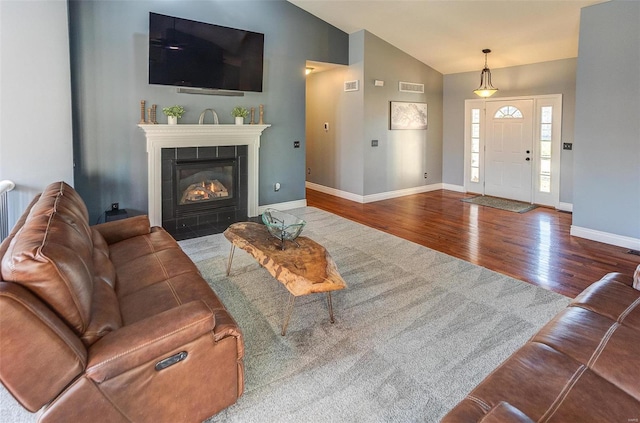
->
<box><xmin>525</xmin><ymin>157</ymin><xmax>531</xmax><ymax>161</ymax></box>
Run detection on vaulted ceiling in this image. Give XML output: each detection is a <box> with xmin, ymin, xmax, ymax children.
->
<box><xmin>288</xmin><ymin>0</ymin><xmax>607</xmax><ymax>74</ymax></box>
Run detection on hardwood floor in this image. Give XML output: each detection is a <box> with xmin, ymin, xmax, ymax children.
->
<box><xmin>306</xmin><ymin>188</ymin><xmax>638</xmax><ymax>298</ymax></box>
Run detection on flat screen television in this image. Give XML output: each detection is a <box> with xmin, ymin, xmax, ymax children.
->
<box><xmin>149</xmin><ymin>12</ymin><xmax>264</xmax><ymax>92</ymax></box>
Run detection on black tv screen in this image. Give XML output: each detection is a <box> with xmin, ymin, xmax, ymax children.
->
<box><xmin>149</xmin><ymin>12</ymin><xmax>264</xmax><ymax>92</ymax></box>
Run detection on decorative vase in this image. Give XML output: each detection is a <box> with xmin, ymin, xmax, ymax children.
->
<box><xmin>167</xmin><ymin>116</ymin><xmax>177</xmax><ymax>125</ymax></box>
<box><xmin>235</xmin><ymin>116</ymin><xmax>244</xmax><ymax>125</ymax></box>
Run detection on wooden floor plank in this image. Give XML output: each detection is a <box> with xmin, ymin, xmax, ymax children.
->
<box><xmin>306</xmin><ymin>188</ymin><xmax>638</xmax><ymax>298</ymax></box>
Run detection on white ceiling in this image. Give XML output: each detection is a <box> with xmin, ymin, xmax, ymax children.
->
<box><xmin>288</xmin><ymin>0</ymin><xmax>607</xmax><ymax>74</ymax></box>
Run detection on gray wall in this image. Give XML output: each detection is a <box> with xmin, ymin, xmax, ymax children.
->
<box><xmin>362</xmin><ymin>31</ymin><xmax>443</xmax><ymax>196</ymax></box>
<box><xmin>306</xmin><ymin>30</ymin><xmax>443</xmax><ymax>198</ymax></box>
<box><xmin>573</xmin><ymin>0</ymin><xmax>640</xmax><ymax>239</ymax></box>
<box><xmin>306</xmin><ymin>66</ymin><xmax>355</xmax><ymax>191</ymax></box>
<box><xmin>68</xmin><ymin>0</ymin><xmax>348</xmax><ymax>222</ymax></box>
<box><xmin>443</xmin><ymin>58</ymin><xmax>577</xmax><ymax>203</ymax></box>
<box><xmin>0</xmin><ymin>0</ymin><xmax>74</xmax><ymax>230</ymax></box>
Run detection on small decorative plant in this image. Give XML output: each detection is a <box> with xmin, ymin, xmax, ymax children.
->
<box><xmin>231</xmin><ymin>106</ymin><xmax>249</xmax><ymax>118</ymax></box>
<box><xmin>162</xmin><ymin>105</ymin><xmax>185</xmax><ymax>118</ymax></box>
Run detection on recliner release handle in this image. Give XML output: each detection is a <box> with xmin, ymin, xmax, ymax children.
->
<box><xmin>155</xmin><ymin>351</ymin><xmax>188</xmax><ymax>371</ymax></box>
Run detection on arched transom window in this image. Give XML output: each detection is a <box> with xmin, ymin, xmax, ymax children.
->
<box><xmin>494</xmin><ymin>106</ymin><xmax>523</xmax><ymax>119</ymax></box>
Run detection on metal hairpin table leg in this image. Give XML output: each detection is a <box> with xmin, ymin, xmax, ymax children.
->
<box><xmin>226</xmin><ymin>245</ymin><xmax>235</xmax><ymax>276</ymax></box>
<box><xmin>282</xmin><ymin>294</ymin><xmax>296</xmax><ymax>336</ymax></box>
<box><xmin>327</xmin><ymin>292</ymin><xmax>335</xmax><ymax>324</ymax></box>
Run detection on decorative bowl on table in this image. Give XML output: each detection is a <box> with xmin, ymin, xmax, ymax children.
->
<box><xmin>261</xmin><ymin>208</ymin><xmax>306</xmax><ymax>249</ymax></box>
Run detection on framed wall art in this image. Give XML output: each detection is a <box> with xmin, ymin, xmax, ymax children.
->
<box><xmin>390</xmin><ymin>101</ymin><xmax>427</xmax><ymax>130</ymax></box>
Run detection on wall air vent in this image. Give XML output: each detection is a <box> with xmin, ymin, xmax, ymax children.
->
<box><xmin>344</xmin><ymin>80</ymin><xmax>359</xmax><ymax>92</ymax></box>
<box><xmin>399</xmin><ymin>81</ymin><xmax>424</xmax><ymax>93</ymax></box>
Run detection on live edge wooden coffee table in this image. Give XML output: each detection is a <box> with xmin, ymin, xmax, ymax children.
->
<box><xmin>224</xmin><ymin>222</ymin><xmax>346</xmax><ymax>335</ymax></box>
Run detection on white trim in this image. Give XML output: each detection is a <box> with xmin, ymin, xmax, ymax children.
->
<box><xmin>306</xmin><ymin>181</ymin><xmax>445</xmax><ymax>203</ymax></box>
<box><xmin>258</xmin><ymin>199</ymin><xmax>307</xmax><ymax>215</ymax></box>
<box><xmin>138</xmin><ymin>124</ymin><xmax>270</xmax><ymax>226</ymax></box>
<box><xmin>305</xmin><ymin>181</ymin><xmax>365</xmax><ymax>203</ymax></box>
<box><xmin>570</xmin><ymin>225</ymin><xmax>640</xmax><ymax>250</ymax></box>
<box><xmin>557</xmin><ymin>202</ymin><xmax>573</xmax><ymax>212</ymax></box>
<box><xmin>363</xmin><ymin>184</ymin><xmax>440</xmax><ymax>203</ymax></box>
<box><xmin>442</xmin><ymin>183</ymin><xmax>465</xmax><ymax>193</ymax></box>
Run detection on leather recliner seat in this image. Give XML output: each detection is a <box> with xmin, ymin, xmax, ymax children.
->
<box><xmin>0</xmin><ymin>181</ymin><xmax>244</xmax><ymax>422</ymax></box>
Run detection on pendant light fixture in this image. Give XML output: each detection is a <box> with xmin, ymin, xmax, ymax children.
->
<box><xmin>473</xmin><ymin>49</ymin><xmax>498</xmax><ymax>98</ymax></box>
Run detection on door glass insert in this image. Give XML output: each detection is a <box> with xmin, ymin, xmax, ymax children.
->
<box><xmin>494</xmin><ymin>106</ymin><xmax>523</xmax><ymax>119</ymax></box>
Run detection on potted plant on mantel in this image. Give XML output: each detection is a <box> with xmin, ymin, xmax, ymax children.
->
<box><xmin>231</xmin><ymin>106</ymin><xmax>249</xmax><ymax>125</ymax></box>
<box><xmin>162</xmin><ymin>105</ymin><xmax>185</xmax><ymax>125</ymax></box>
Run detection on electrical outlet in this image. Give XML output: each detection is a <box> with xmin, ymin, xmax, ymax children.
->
<box><xmin>111</xmin><ymin>202</ymin><xmax>119</xmax><ymax>211</ymax></box>
<box><xmin>563</xmin><ymin>143</ymin><xmax>573</xmax><ymax>150</ymax></box>
<box><xmin>274</xmin><ymin>182</ymin><xmax>281</xmax><ymax>192</ymax></box>
<box><xmin>307</xmin><ymin>168</ymin><xmax>311</xmax><ymax>175</ymax></box>
<box><xmin>371</xmin><ymin>140</ymin><xmax>378</xmax><ymax>147</ymax></box>
<box><xmin>294</xmin><ymin>141</ymin><xmax>300</xmax><ymax>148</ymax></box>
<box><xmin>424</xmin><ymin>173</ymin><xmax>428</xmax><ymax>179</ymax></box>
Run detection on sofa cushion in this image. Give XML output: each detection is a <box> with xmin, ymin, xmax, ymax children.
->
<box><xmin>92</xmin><ymin>228</ymin><xmax>116</xmax><ymax>289</ymax></box>
<box><xmin>82</xmin><ymin>279</ymin><xmax>122</xmax><ymax>346</ymax></box>
<box><xmin>1</xmin><ymin>182</ymin><xmax>95</xmax><ymax>334</ymax></box>
<box><xmin>479</xmin><ymin>402</ymin><xmax>534</xmax><ymax>423</ymax></box>
<box><xmin>106</xmin><ymin>226</ymin><xmax>225</xmax><ymax>325</ymax></box>
<box><xmin>572</xmin><ymin>272</ymin><xmax>640</xmax><ymax>331</ymax></box>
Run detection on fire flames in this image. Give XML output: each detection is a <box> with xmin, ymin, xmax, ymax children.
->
<box><xmin>180</xmin><ymin>179</ymin><xmax>229</xmax><ymax>204</ymax></box>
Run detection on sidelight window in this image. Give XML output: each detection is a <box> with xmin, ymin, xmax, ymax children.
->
<box><xmin>539</xmin><ymin>106</ymin><xmax>553</xmax><ymax>193</ymax></box>
<box><xmin>470</xmin><ymin>108</ymin><xmax>481</xmax><ymax>182</ymax></box>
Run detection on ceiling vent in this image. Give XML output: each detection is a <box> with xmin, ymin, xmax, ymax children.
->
<box><xmin>344</xmin><ymin>80</ymin><xmax>359</xmax><ymax>92</ymax></box>
<box><xmin>399</xmin><ymin>81</ymin><xmax>424</xmax><ymax>93</ymax></box>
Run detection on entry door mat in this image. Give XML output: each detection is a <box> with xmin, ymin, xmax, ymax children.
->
<box><xmin>462</xmin><ymin>195</ymin><xmax>538</xmax><ymax>213</ymax></box>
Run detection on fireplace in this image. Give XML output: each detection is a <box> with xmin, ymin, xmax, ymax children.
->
<box><xmin>175</xmin><ymin>159</ymin><xmax>236</xmax><ymax>214</ymax></box>
<box><xmin>138</xmin><ymin>123</ymin><xmax>270</xmax><ymax>237</ymax></box>
<box><xmin>161</xmin><ymin>146</ymin><xmax>248</xmax><ymax>240</ymax></box>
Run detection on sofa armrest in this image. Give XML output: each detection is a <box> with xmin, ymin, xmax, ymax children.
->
<box><xmin>86</xmin><ymin>300</ymin><xmax>215</xmax><ymax>382</ymax></box>
<box><xmin>0</xmin><ymin>282</ymin><xmax>87</xmax><ymax>411</ymax></box>
<box><xmin>92</xmin><ymin>215</ymin><xmax>151</xmax><ymax>245</ymax></box>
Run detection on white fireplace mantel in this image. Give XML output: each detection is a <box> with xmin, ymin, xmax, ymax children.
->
<box><xmin>138</xmin><ymin>124</ymin><xmax>270</xmax><ymax>226</ymax></box>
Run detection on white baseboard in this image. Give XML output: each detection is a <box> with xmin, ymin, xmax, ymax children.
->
<box><xmin>305</xmin><ymin>182</ymin><xmax>364</xmax><ymax>203</ymax></box>
<box><xmin>257</xmin><ymin>199</ymin><xmax>307</xmax><ymax>215</ymax></box>
<box><xmin>570</xmin><ymin>225</ymin><xmax>640</xmax><ymax>250</ymax></box>
<box><xmin>306</xmin><ymin>181</ymin><xmax>445</xmax><ymax>204</ymax></box>
<box><xmin>557</xmin><ymin>202</ymin><xmax>573</xmax><ymax>212</ymax></box>
<box><xmin>363</xmin><ymin>184</ymin><xmax>442</xmax><ymax>203</ymax></box>
<box><xmin>442</xmin><ymin>183</ymin><xmax>465</xmax><ymax>193</ymax></box>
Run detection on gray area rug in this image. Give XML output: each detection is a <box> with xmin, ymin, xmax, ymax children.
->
<box><xmin>185</xmin><ymin>207</ymin><xmax>569</xmax><ymax>422</ymax></box>
<box><xmin>462</xmin><ymin>195</ymin><xmax>538</xmax><ymax>213</ymax></box>
<box><xmin>0</xmin><ymin>207</ymin><xmax>569</xmax><ymax>422</ymax></box>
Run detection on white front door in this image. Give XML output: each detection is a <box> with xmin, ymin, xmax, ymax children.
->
<box><xmin>484</xmin><ymin>99</ymin><xmax>534</xmax><ymax>202</ymax></box>
<box><xmin>464</xmin><ymin>95</ymin><xmax>562</xmax><ymax>208</ymax></box>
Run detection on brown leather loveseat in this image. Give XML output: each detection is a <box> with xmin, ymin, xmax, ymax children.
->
<box><xmin>0</xmin><ymin>181</ymin><xmax>244</xmax><ymax>422</ymax></box>
<box><xmin>442</xmin><ymin>271</ymin><xmax>640</xmax><ymax>422</ymax></box>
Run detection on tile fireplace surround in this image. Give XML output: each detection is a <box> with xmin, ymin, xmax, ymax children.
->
<box><xmin>138</xmin><ymin>124</ymin><xmax>270</xmax><ymax>227</ymax></box>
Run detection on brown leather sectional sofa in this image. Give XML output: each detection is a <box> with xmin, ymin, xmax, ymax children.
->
<box><xmin>0</xmin><ymin>182</ymin><xmax>244</xmax><ymax>422</ymax></box>
<box><xmin>442</xmin><ymin>271</ymin><xmax>640</xmax><ymax>422</ymax></box>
